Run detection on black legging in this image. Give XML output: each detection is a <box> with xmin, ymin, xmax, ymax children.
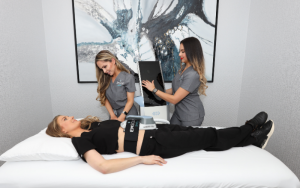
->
<box><xmin>139</xmin><ymin>124</ymin><xmax>256</xmax><ymax>158</ymax></box>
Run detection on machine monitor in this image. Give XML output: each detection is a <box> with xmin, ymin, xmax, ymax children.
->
<box><xmin>138</xmin><ymin>61</ymin><xmax>166</xmax><ymax>107</ymax></box>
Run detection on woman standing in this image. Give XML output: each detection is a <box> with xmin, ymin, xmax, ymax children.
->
<box><xmin>95</xmin><ymin>50</ymin><xmax>138</xmax><ymax>122</ymax></box>
<box><xmin>142</xmin><ymin>37</ymin><xmax>208</xmax><ymax>126</ymax></box>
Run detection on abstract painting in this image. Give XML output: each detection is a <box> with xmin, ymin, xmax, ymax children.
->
<box><xmin>73</xmin><ymin>0</ymin><xmax>219</xmax><ymax>83</ymax></box>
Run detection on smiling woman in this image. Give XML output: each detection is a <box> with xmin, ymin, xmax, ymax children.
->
<box><xmin>94</xmin><ymin>50</ymin><xmax>138</xmax><ymax>122</ymax></box>
<box><xmin>57</xmin><ymin>116</ymin><xmax>88</xmax><ymax>137</ymax></box>
<box><xmin>45</xmin><ymin>112</ymin><xmax>275</xmax><ymax>175</ymax></box>
<box><xmin>46</xmin><ymin>115</ymin><xmax>99</xmax><ymax>138</ymax></box>
<box><xmin>142</xmin><ymin>37</ymin><xmax>207</xmax><ymax>127</ymax></box>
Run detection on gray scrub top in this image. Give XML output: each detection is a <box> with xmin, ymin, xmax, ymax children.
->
<box><xmin>172</xmin><ymin>66</ymin><xmax>205</xmax><ymax>121</ymax></box>
<box><xmin>106</xmin><ymin>71</ymin><xmax>136</xmax><ymax>111</ymax></box>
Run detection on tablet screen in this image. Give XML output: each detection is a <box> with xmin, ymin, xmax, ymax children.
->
<box><xmin>138</xmin><ymin>61</ymin><xmax>166</xmax><ymax>107</ymax></box>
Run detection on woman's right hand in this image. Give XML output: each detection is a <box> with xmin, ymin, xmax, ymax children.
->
<box><xmin>141</xmin><ymin>155</ymin><xmax>167</xmax><ymax>166</ymax></box>
<box><xmin>142</xmin><ymin>80</ymin><xmax>155</xmax><ymax>92</ymax></box>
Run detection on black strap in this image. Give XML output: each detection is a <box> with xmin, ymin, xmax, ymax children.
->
<box><xmin>124</xmin><ymin>120</ymin><xmax>140</xmax><ymax>153</ymax></box>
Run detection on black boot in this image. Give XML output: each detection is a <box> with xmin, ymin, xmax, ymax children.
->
<box><xmin>245</xmin><ymin>111</ymin><xmax>268</xmax><ymax>132</ymax></box>
<box><xmin>251</xmin><ymin>120</ymin><xmax>275</xmax><ymax>149</ymax></box>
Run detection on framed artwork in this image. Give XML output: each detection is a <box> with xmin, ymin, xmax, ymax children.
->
<box><xmin>72</xmin><ymin>0</ymin><xmax>219</xmax><ymax>83</ymax></box>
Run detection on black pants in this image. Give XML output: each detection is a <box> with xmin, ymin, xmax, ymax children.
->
<box><xmin>139</xmin><ymin>124</ymin><xmax>256</xmax><ymax>158</ymax></box>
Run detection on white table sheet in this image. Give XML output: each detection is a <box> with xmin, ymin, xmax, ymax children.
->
<box><xmin>0</xmin><ymin>145</ymin><xmax>299</xmax><ymax>188</ymax></box>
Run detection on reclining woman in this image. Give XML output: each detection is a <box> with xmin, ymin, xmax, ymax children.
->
<box><xmin>46</xmin><ymin>112</ymin><xmax>274</xmax><ymax>174</ymax></box>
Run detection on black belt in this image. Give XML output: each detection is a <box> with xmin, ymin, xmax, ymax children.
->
<box><xmin>124</xmin><ymin>140</ymin><xmax>137</xmax><ymax>154</ymax></box>
<box><xmin>124</xmin><ymin>119</ymin><xmax>139</xmax><ymax>154</ymax></box>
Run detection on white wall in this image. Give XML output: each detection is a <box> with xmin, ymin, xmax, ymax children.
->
<box><xmin>238</xmin><ymin>0</ymin><xmax>300</xmax><ymax>179</ymax></box>
<box><xmin>42</xmin><ymin>0</ymin><xmax>108</xmax><ymax>120</ymax></box>
<box><xmin>0</xmin><ymin>0</ymin><xmax>53</xmax><ymax>166</ymax></box>
<box><xmin>201</xmin><ymin>0</ymin><xmax>251</xmax><ymax>128</ymax></box>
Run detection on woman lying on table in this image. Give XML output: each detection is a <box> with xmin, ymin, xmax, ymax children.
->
<box><xmin>46</xmin><ymin>112</ymin><xmax>274</xmax><ymax>174</ymax></box>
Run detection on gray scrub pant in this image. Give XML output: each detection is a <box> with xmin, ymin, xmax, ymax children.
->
<box><xmin>170</xmin><ymin>112</ymin><xmax>204</xmax><ymax>126</ymax></box>
<box><xmin>139</xmin><ymin>124</ymin><xmax>255</xmax><ymax>158</ymax></box>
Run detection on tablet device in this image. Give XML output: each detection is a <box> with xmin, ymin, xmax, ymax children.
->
<box><xmin>138</xmin><ymin>61</ymin><xmax>166</xmax><ymax>107</ymax></box>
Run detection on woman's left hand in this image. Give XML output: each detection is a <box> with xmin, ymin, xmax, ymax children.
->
<box><xmin>141</xmin><ymin>155</ymin><xmax>167</xmax><ymax>166</ymax></box>
<box><xmin>142</xmin><ymin>80</ymin><xmax>155</xmax><ymax>92</ymax></box>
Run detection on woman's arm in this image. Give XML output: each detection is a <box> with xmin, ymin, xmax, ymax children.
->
<box><xmin>165</xmin><ymin>88</ymin><xmax>172</xmax><ymax>95</ymax></box>
<box><xmin>155</xmin><ymin>88</ymin><xmax>189</xmax><ymax>104</ymax></box>
<box><xmin>85</xmin><ymin>149</ymin><xmax>167</xmax><ymax>174</ymax></box>
<box><xmin>142</xmin><ymin>80</ymin><xmax>189</xmax><ymax>105</ymax></box>
<box><xmin>117</xmin><ymin>92</ymin><xmax>135</xmax><ymax>122</ymax></box>
<box><xmin>105</xmin><ymin>99</ymin><xmax>118</xmax><ymax>120</ymax></box>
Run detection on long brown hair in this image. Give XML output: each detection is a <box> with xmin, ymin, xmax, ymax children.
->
<box><xmin>180</xmin><ymin>37</ymin><xmax>208</xmax><ymax>95</ymax></box>
<box><xmin>95</xmin><ymin>50</ymin><xmax>130</xmax><ymax>105</ymax></box>
<box><xmin>46</xmin><ymin>115</ymin><xmax>100</xmax><ymax>138</ymax></box>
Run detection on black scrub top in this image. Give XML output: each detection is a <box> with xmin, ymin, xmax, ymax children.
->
<box><xmin>172</xmin><ymin>66</ymin><xmax>205</xmax><ymax>121</ymax></box>
<box><xmin>105</xmin><ymin>71</ymin><xmax>136</xmax><ymax>111</ymax></box>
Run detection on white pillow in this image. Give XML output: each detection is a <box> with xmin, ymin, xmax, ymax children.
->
<box><xmin>0</xmin><ymin>128</ymin><xmax>79</xmax><ymax>161</ymax></box>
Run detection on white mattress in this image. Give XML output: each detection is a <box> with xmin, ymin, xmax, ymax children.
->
<box><xmin>0</xmin><ymin>145</ymin><xmax>299</xmax><ymax>188</ymax></box>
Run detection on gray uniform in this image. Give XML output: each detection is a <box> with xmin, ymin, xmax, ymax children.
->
<box><xmin>170</xmin><ymin>66</ymin><xmax>205</xmax><ymax>126</ymax></box>
<box><xmin>106</xmin><ymin>71</ymin><xmax>138</xmax><ymax>117</ymax></box>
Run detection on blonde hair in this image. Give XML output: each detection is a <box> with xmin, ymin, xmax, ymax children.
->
<box><xmin>95</xmin><ymin>50</ymin><xmax>130</xmax><ymax>105</ymax></box>
<box><xmin>46</xmin><ymin>115</ymin><xmax>100</xmax><ymax>138</ymax></box>
<box><xmin>180</xmin><ymin>37</ymin><xmax>208</xmax><ymax>96</ymax></box>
